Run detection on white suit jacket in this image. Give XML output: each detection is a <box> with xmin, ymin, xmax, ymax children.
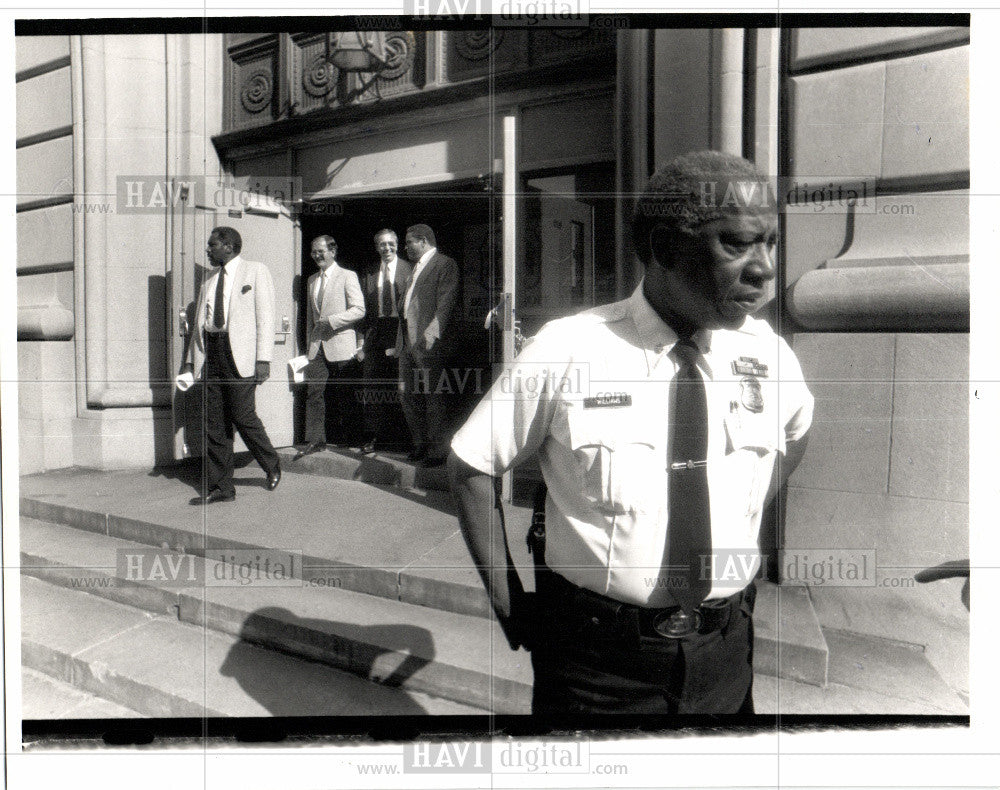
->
<box><xmin>306</xmin><ymin>263</ymin><xmax>365</xmax><ymax>362</ymax></box>
<box><xmin>191</xmin><ymin>258</ymin><xmax>275</xmax><ymax>379</ymax></box>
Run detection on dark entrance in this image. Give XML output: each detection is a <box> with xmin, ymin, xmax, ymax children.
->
<box><xmin>297</xmin><ymin>181</ymin><xmax>499</xmax><ymax>450</ymax></box>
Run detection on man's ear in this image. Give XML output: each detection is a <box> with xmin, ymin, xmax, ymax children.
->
<box><xmin>649</xmin><ymin>224</ymin><xmax>675</xmax><ymax>269</ymax></box>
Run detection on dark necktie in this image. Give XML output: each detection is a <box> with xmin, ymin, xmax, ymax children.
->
<box><xmin>213</xmin><ymin>264</ymin><xmax>226</xmax><ymax>329</ymax></box>
<box><xmin>380</xmin><ymin>263</ymin><xmax>393</xmax><ymax>317</ymax></box>
<box><xmin>665</xmin><ymin>338</ymin><xmax>712</xmax><ymax>613</ymax></box>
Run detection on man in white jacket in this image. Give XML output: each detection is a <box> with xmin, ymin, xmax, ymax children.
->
<box><xmin>184</xmin><ymin>226</ymin><xmax>281</xmax><ymax>504</ymax></box>
<box><xmin>296</xmin><ymin>235</ymin><xmax>366</xmax><ymax>458</ymax></box>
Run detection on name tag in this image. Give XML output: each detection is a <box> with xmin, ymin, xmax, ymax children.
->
<box><xmin>732</xmin><ymin>356</ymin><xmax>769</xmax><ymax>377</ymax></box>
<box><xmin>583</xmin><ymin>393</ymin><xmax>632</xmax><ymax>409</ymax></box>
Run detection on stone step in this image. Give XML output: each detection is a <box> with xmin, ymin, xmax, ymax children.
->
<box><xmin>277</xmin><ymin>446</ymin><xmax>449</xmax><ymax>491</ymax></box>
<box><xmin>19</xmin><ymin>467</ymin><xmax>832</xmax><ymax>688</ymax></box>
<box><xmin>20</xmin><ymin>517</ymin><xmax>533</xmax><ymax>714</ymax></box>
<box><xmin>22</xmin><ymin>666</ymin><xmax>142</xmax><ymax>720</ymax></box>
<box><xmin>752</xmin><ymin>626</ymin><xmax>968</xmax><ymax>715</ymax></box>
<box><xmin>20</xmin><ymin>467</ymin><xmax>511</xmax><ymax>620</ymax></box>
<box><xmin>821</xmin><ymin>627</ymin><xmax>967</xmax><ymax>713</ymax></box>
<box><xmin>20</xmin><ymin>574</ymin><xmax>493</xmax><ymax>718</ymax></box>
<box><xmin>752</xmin><ymin>583</ymin><xmax>829</xmax><ymax>687</ymax></box>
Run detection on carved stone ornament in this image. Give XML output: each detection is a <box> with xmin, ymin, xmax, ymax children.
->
<box><xmin>240</xmin><ymin>69</ymin><xmax>273</xmax><ymax>113</ymax></box>
<box><xmin>303</xmin><ymin>55</ymin><xmax>334</xmax><ymax>97</ymax></box>
<box><xmin>378</xmin><ymin>31</ymin><xmax>417</xmax><ymax>81</ymax></box>
<box><xmin>455</xmin><ymin>30</ymin><xmax>503</xmax><ymax>61</ymax></box>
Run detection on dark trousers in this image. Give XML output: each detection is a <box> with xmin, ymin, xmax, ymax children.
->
<box><xmin>530</xmin><ymin>571</ymin><xmax>756</xmax><ymax>717</ymax></box>
<box><xmin>304</xmin><ymin>348</ymin><xmax>359</xmax><ymax>445</ymax></box>
<box><xmin>398</xmin><ymin>342</ymin><xmax>450</xmax><ymax>459</ymax></box>
<box><xmin>203</xmin><ymin>332</ymin><xmax>279</xmax><ymax>497</ymax></box>
<box><xmin>360</xmin><ymin>317</ymin><xmax>403</xmax><ymax>443</ymax></box>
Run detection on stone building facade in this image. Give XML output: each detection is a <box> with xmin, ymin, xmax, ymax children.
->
<box><xmin>14</xmin><ymin>22</ymin><xmax>970</xmax><ymax>696</ymax></box>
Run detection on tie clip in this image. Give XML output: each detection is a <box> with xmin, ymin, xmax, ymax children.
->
<box><xmin>669</xmin><ymin>460</ymin><xmax>708</xmax><ymax>471</ymax></box>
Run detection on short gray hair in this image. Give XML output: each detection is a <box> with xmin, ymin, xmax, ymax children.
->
<box><xmin>632</xmin><ymin>151</ymin><xmax>770</xmax><ymax>266</ymax></box>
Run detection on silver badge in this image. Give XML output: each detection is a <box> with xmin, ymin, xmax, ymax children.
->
<box><xmin>740</xmin><ymin>376</ymin><xmax>764</xmax><ymax>413</ymax></box>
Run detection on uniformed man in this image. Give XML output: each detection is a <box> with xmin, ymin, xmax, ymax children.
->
<box><xmin>447</xmin><ymin>151</ymin><xmax>814</xmax><ymax>717</ymax></box>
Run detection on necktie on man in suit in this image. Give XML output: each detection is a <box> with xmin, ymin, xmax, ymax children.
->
<box><xmin>213</xmin><ymin>264</ymin><xmax>226</xmax><ymax>329</ymax></box>
<box><xmin>664</xmin><ymin>338</ymin><xmax>712</xmax><ymax>613</ymax></box>
<box><xmin>318</xmin><ymin>270</ymin><xmax>328</xmax><ymax>312</ymax></box>
<box><xmin>380</xmin><ymin>263</ymin><xmax>393</xmax><ymax>317</ymax></box>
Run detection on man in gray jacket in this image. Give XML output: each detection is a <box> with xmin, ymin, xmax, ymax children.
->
<box><xmin>397</xmin><ymin>224</ymin><xmax>460</xmax><ymax>467</ymax></box>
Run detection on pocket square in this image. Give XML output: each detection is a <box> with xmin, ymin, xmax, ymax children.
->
<box><xmin>242</xmin><ymin>284</ymin><xmax>252</xmax><ymax>294</ymax></box>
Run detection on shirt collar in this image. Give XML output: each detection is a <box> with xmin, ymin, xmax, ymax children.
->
<box><xmin>628</xmin><ymin>279</ymin><xmax>715</xmax><ymax>370</ymax></box>
<box><xmin>417</xmin><ymin>247</ymin><xmax>436</xmax><ymax>268</ymax></box>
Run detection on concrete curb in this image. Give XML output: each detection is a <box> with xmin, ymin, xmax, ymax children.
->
<box><xmin>277</xmin><ymin>447</ymin><xmax>449</xmax><ymax>492</ymax></box>
<box><xmin>22</xmin><ymin>637</ymin><xmax>226</xmax><ymax>718</ymax></box>
<box><xmin>752</xmin><ymin>583</ymin><xmax>829</xmax><ymax>687</ymax></box>
<box><xmin>20</xmin><ymin>494</ymin><xmax>492</xmax><ymax>620</ymax></box>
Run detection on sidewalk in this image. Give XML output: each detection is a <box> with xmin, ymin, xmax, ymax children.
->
<box><xmin>17</xmin><ymin>461</ymin><xmax>969</xmax><ymax>718</ymax></box>
<box><xmin>19</xmin><ymin>459</ymin><xmax>531</xmax><ymax>618</ymax></box>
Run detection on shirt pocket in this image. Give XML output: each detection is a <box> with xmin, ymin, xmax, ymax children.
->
<box><xmin>566</xmin><ymin>409</ymin><xmax>661</xmax><ymax>515</ymax></box>
<box><xmin>724</xmin><ymin>413</ymin><xmax>779</xmax><ymax>518</ymax></box>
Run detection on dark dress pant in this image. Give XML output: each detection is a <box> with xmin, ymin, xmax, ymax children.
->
<box><xmin>304</xmin><ymin>348</ymin><xmax>359</xmax><ymax>446</ymax></box>
<box><xmin>203</xmin><ymin>332</ymin><xmax>279</xmax><ymax>497</ymax></box>
<box><xmin>530</xmin><ymin>572</ymin><xmax>756</xmax><ymax>717</ymax></box>
<box><xmin>361</xmin><ymin>317</ymin><xmax>403</xmax><ymax>443</ymax></box>
<box><xmin>398</xmin><ymin>340</ymin><xmax>449</xmax><ymax>459</ymax></box>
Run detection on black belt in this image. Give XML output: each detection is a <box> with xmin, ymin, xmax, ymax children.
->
<box><xmin>540</xmin><ymin>569</ymin><xmax>749</xmax><ymax>641</ymax></box>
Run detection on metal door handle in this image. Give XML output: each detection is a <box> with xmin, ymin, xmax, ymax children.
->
<box><xmin>179</xmin><ymin>308</ymin><xmax>190</xmax><ymax>336</ymax></box>
<box><xmin>276</xmin><ymin>315</ymin><xmax>292</xmax><ymax>336</ymax></box>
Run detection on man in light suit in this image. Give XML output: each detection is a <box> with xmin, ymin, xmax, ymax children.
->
<box><xmin>357</xmin><ymin>229</ymin><xmax>412</xmax><ymax>455</ymax></box>
<box><xmin>183</xmin><ymin>226</ymin><xmax>281</xmax><ymax>505</ymax></box>
<box><xmin>398</xmin><ymin>223</ymin><xmax>460</xmax><ymax>467</ymax></box>
<box><xmin>295</xmin><ymin>235</ymin><xmax>366</xmax><ymax>459</ymax></box>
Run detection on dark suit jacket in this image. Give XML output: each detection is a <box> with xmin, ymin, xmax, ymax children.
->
<box><xmin>360</xmin><ymin>256</ymin><xmax>412</xmax><ymax>354</ymax></box>
<box><xmin>397</xmin><ymin>250</ymin><xmax>460</xmax><ymax>359</ymax></box>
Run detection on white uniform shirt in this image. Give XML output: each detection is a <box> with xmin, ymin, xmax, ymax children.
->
<box><xmin>451</xmin><ymin>283</ymin><xmax>814</xmax><ymax>606</ymax></box>
<box><xmin>204</xmin><ymin>255</ymin><xmax>244</xmax><ymax>333</ymax></box>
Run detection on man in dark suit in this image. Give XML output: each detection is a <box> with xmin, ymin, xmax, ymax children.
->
<box><xmin>356</xmin><ymin>229</ymin><xmax>412</xmax><ymax>455</ymax></box>
<box><xmin>182</xmin><ymin>226</ymin><xmax>281</xmax><ymax>504</ymax></box>
<box><xmin>397</xmin><ymin>223</ymin><xmax>460</xmax><ymax>467</ymax></box>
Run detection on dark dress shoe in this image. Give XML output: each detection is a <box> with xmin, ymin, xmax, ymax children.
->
<box><xmin>190</xmin><ymin>490</ymin><xmax>236</xmax><ymax>506</ymax></box>
<box><xmin>419</xmin><ymin>455</ymin><xmax>446</xmax><ymax>468</ymax></box>
<box><xmin>359</xmin><ymin>440</ymin><xmax>377</xmax><ymax>456</ymax></box>
<box><xmin>406</xmin><ymin>448</ymin><xmax>427</xmax><ymax>462</ymax></box>
<box><xmin>292</xmin><ymin>442</ymin><xmax>324</xmax><ymax>461</ymax></box>
<box><xmin>266</xmin><ymin>467</ymin><xmax>281</xmax><ymax>491</ymax></box>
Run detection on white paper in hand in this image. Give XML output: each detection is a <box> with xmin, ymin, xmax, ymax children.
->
<box><xmin>288</xmin><ymin>355</ymin><xmax>309</xmax><ymax>384</ymax></box>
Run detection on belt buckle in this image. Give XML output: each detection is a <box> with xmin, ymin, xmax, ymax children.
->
<box><xmin>652</xmin><ymin>608</ymin><xmax>702</xmax><ymax>639</ymax></box>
